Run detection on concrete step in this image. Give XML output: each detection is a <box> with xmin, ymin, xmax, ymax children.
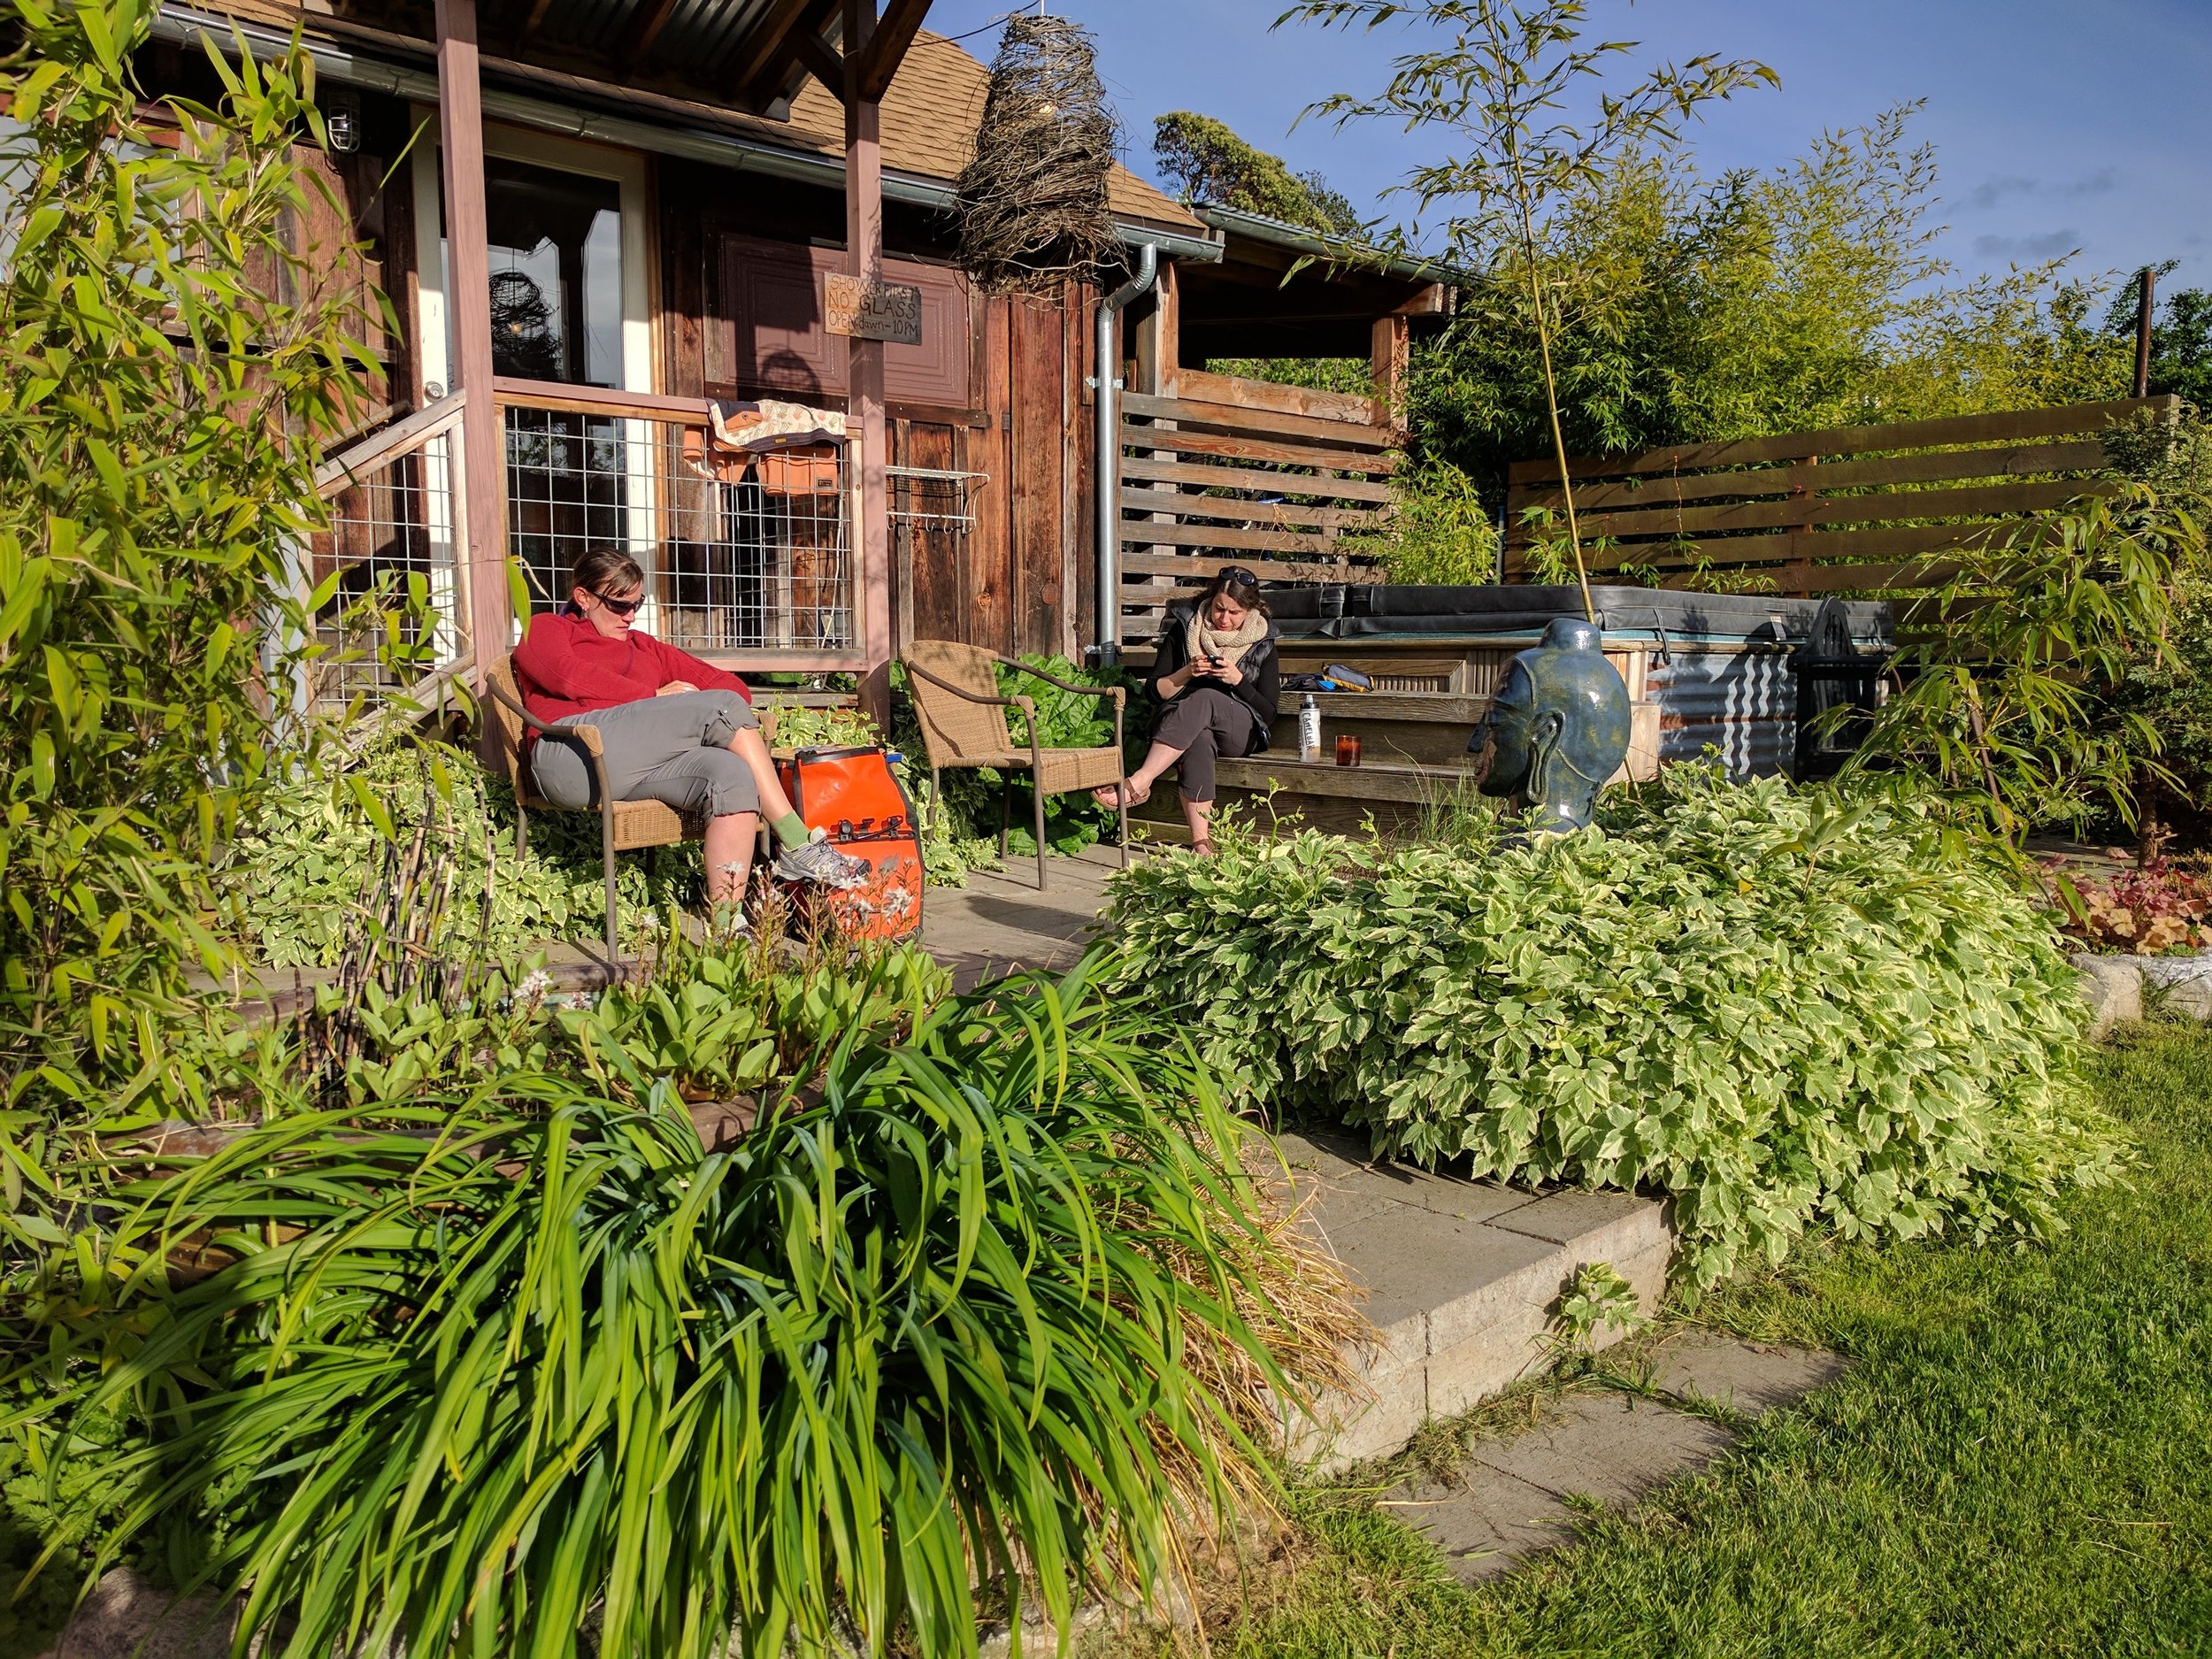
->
<box><xmin>1386</xmin><ymin>1332</ymin><xmax>1848</xmax><ymax>1583</ymax></box>
<box><xmin>1277</xmin><ymin>1130</ymin><xmax>1674</xmax><ymax>1473</ymax></box>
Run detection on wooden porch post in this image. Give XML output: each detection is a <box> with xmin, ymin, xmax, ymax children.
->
<box><xmin>434</xmin><ymin>0</ymin><xmax>510</xmax><ymax>669</ymax></box>
<box><xmin>1370</xmin><ymin>313</ymin><xmax>1409</xmax><ymax>431</ymax></box>
<box><xmin>1133</xmin><ymin>259</ymin><xmax>1179</xmax><ymax>396</ymax></box>
<box><xmin>844</xmin><ymin>0</ymin><xmax>893</xmax><ymax>721</ymax></box>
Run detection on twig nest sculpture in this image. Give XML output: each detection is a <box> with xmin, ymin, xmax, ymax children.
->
<box><xmin>955</xmin><ymin>14</ymin><xmax>1120</xmax><ymax>292</ymax></box>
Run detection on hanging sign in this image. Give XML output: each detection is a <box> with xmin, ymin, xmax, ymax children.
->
<box><xmin>824</xmin><ymin>273</ymin><xmax>924</xmax><ymax>345</ymax></box>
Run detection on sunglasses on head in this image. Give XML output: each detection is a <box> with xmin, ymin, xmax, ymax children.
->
<box><xmin>1220</xmin><ymin>565</ymin><xmax>1259</xmax><ymax>588</ymax></box>
<box><xmin>589</xmin><ymin>588</ymin><xmax>643</xmax><ymax>616</ymax></box>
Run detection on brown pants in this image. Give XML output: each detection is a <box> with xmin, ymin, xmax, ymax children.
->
<box><xmin>1153</xmin><ymin>687</ymin><xmax>1259</xmax><ymax>803</ymax></box>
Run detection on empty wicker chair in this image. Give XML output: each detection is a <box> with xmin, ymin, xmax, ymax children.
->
<box><xmin>901</xmin><ymin>640</ymin><xmax>1126</xmax><ymax>891</ymax></box>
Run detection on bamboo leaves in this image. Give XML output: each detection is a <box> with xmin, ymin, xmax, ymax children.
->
<box><xmin>1</xmin><ymin>0</ymin><xmax>380</xmax><ymax>1150</ymax></box>
<box><xmin>1282</xmin><ymin>0</ymin><xmax>1776</xmax><ymax>617</ymax></box>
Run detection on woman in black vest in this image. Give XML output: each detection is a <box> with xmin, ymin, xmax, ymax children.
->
<box><xmin>1094</xmin><ymin>565</ymin><xmax>1279</xmax><ymax>856</ymax></box>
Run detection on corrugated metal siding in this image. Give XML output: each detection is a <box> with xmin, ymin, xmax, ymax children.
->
<box><xmin>1644</xmin><ymin>647</ymin><xmax>1797</xmax><ymax>780</ymax></box>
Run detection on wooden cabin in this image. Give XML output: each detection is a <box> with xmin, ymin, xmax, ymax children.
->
<box><xmin>136</xmin><ymin>0</ymin><xmax>1454</xmax><ymax>712</ymax></box>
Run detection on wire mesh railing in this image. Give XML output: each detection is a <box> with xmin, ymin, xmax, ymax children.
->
<box><xmin>307</xmin><ymin>392</ymin><xmax>472</xmax><ymax>719</ymax></box>
<box><xmin>497</xmin><ymin>386</ymin><xmax>857</xmax><ymax>662</ymax></box>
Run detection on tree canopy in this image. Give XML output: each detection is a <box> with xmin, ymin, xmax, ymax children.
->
<box><xmin>1407</xmin><ymin>105</ymin><xmax>2137</xmax><ymax>492</ymax></box>
<box><xmin>1151</xmin><ymin>111</ymin><xmax>1363</xmax><ymax>236</ymax></box>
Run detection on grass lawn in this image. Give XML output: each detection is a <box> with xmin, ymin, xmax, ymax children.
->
<box><xmin>1127</xmin><ymin>1025</ymin><xmax>2212</xmax><ymax>1659</ymax></box>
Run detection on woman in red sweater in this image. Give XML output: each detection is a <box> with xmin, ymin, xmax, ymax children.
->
<box><xmin>513</xmin><ymin>547</ymin><xmax>862</xmax><ymax>918</ymax></box>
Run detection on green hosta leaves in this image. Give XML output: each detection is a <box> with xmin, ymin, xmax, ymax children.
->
<box><xmin>219</xmin><ymin>743</ymin><xmax>667</xmax><ymax>968</ymax></box>
<box><xmin>1105</xmin><ymin>771</ymin><xmax>2122</xmax><ymax>1286</ymax></box>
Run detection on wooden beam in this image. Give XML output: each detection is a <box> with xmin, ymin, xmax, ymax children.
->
<box><xmin>845</xmin><ymin>0</ymin><xmax>893</xmax><ymax>721</ymax></box>
<box><xmin>1134</xmin><ymin>257</ymin><xmax>1178</xmax><ymax>395</ymax></box>
<box><xmin>794</xmin><ymin>28</ymin><xmax>847</xmax><ymax>98</ymax></box>
<box><xmin>1371</xmin><ymin>313</ymin><xmax>1409</xmax><ymax>426</ymax></box>
<box><xmin>434</xmin><ymin>0</ymin><xmax>510</xmax><ymax>677</ymax></box>
<box><xmin>1121</xmin><ymin>390</ymin><xmax>1400</xmax><ymax>449</ymax></box>
<box><xmin>1116</xmin><ymin>488</ymin><xmax>1388</xmax><ymax>532</ymax></box>
<box><xmin>1116</xmin><ymin>425</ymin><xmax>1401</xmax><ymax>473</ymax></box>
<box><xmin>1391</xmin><ymin>282</ymin><xmax>1449</xmax><ymax>316</ymax></box>
<box><xmin>730</xmin><ymin>0</ymin><xmax>820</xmax><ymax>95</ymax></box>
<box><xmin>1121</xmin><ymin>454</ymin><xmax>1398</xmax><ymax>503</ymax></box>
<box><xmin>856</xmin><ymin>0</ymin><xmax>929</xmax><ymax>100</ymax></box>
<box><xmin>622</xmin><ymin>0</ymin><xmax>683</xmax><ymax>66</ymax></box>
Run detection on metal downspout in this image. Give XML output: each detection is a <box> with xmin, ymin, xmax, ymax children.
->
<box><xmin>1093</xmin><ymin>242</ymin><xmax>1158</xmax><ymax>664</ymax></box>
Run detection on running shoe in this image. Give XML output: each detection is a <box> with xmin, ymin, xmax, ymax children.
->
<box><xmin>773</xmin><ymin>839</ymin><xmax>871</xmax><ymax>890</ymax></box>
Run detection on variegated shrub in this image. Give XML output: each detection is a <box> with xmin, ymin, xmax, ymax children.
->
<box><xmin>1106</xmin><ymin>772</ymin><xmax>2120</xmax><ymax>1285</ymax></box>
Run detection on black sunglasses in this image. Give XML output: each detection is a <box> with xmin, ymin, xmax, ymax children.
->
<box><xmin>588</xmin><ymin>588</ymin><xmax>643</xmax><ymax>616</ymax></box>
<box><xmin>1219</xmin><ymin>565</ymin><xmax>1259</xmax><ymax>588</ymax></box>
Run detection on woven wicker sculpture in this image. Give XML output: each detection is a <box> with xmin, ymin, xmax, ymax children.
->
<box><xmin>954</xmin><ymin>14</ymin><xmax>1120</xmax><ymax>293</ymax></box>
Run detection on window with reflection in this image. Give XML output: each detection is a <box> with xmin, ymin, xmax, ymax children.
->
<box><xmin>481</xmin><ymin>156</ymin><xmax>624</xmax><ymax>386</ymax></box>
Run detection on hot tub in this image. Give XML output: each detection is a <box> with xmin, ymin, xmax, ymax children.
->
<box><xmin>1259</xmin><ymin>583</ymin><xmax>1893</xmax><ymax>781</ymax></box>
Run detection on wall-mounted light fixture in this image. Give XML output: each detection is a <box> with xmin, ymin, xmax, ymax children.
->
<box><xmin>326</xmin><ymin>90</ymin><xmax>361</xmax><ymax>155</ymax></box>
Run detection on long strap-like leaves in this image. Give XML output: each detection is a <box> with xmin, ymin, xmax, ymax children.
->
<box><xmin>24</xmin><ymin>959</ymin><xmax>1317</xmax><ymax>1659</ymax></box>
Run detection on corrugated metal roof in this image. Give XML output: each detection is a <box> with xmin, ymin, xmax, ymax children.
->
<box><xmin>173</xmin><ymin>4</ymin><xmax>1205</xmax><ymax>233</ymax></box>
<box><xmin>1194</xmin><ymin>204</ymin><xmax>1480</xmax><ymax>287</ymax></box>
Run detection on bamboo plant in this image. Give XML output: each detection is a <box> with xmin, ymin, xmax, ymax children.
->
<box><xmin>1282</xmin><ymin>0</ymin><xmax>1775</xmax><ymax>618</ymax></box>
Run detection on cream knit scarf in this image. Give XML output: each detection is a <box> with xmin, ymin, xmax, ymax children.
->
<box><xmin>1187</xmin><ymin>605</ymin><xmax>1269</xmax><ymax>670</ymax></box>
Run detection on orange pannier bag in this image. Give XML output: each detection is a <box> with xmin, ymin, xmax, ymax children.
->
<box><xmin>773</xmin><ymin>744</ymin><xmax>925</xmax><ymax>942</ymax></box>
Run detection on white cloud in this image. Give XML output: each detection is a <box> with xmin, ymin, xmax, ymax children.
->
<box><xmin>1972</xmin><ymin>228</ymin><xmax>2085</xmax><ymax>259</ymax></box>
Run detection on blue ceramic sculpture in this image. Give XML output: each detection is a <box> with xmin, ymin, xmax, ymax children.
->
<box><xmin>1470</xmin><ymin>617</ymin><xmax>1632</xmax><ymax>833</ymax></box>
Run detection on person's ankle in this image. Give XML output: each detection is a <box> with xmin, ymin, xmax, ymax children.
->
<box><xmin>770</xmin><ymin>810</ymin><xmax>809</xmax><ymax>850</ymax></box>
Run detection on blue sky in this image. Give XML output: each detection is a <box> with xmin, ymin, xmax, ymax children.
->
<box><xmin>926</xmin><ymin>0</ymin><xmax>2212</xmax><ymax>296</ymax></box>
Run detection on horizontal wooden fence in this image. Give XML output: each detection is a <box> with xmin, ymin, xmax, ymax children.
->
<box><xmin>1504</xmin><ymin>396</ymin><xmax>2178</xmax><ymax>596</ymax></box>
<box><xmin>1117</xmin><ymin>378</ymin><xmax>1399</xmax><ymax>641</ymax></box>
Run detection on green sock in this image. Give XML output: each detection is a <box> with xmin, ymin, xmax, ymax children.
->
<box><xmin>771</xmin><ymin>811</ymin><xmax>810</xmax><ymax>850</ymax></box>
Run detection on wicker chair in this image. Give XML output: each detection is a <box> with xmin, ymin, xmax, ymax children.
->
<box><xmin>480</xmin><ymin>654</ymin><xmax>772</xmax><ymax>961</ymax></box>
<box><xmin>902</xmin><ymin>641</ymin><xmax>1126</xmax><ymax>891</ymax></box>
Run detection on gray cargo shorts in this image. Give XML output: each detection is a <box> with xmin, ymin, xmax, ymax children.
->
<box><xmin>529</xmin><ymin>689</ymin><xmax>762</xmax><ymax>820</ymax></box>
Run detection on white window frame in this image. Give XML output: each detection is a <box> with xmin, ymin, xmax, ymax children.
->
<box><xmin>411</xmin><ymin>119</ymin><xmax>659</xmax><ymax>631</ymax></box>
<box><xmin>410</xmin><ymin>116</ymin><xmax>653</xmax><ymax>396</ymax></box>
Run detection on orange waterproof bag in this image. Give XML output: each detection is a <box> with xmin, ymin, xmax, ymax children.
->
<box><xmin>773</xmin><ymin>745</ymin><xmax>925</xmax><ymax>941</ymax></box>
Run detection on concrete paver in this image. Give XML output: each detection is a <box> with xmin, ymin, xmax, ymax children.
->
<box><xmin>1385</xmin><ymin>1335</ymin><xmax>1850</xmax><ymax>1586</ymax></box>
<box><xmin>1386</xmin><ymin>1465</ymin><xmax>1577</xmax><ymax>1584</ymax></box>
<box><xmin>919</xmin><ymin>845</ymin><xmax>1131</xmax><ymax>989</ymax></box>
<box><xmin>1468</xmin><ymin>1390</ymin><xmax>1737</xmax><ymax>1506</ymax></box>
<box><xmin>1389</xmin><ymin>1394</ymin><xmax>1733</xmax><ymax>1587</ymax></box>
<box><xmin>1488</xmin><ymin>1187</ymin><xmax>1659</xmax><ymax>1246</ymax></box>
<box><xmin>1281</xmin><ymin>1125</ymin><xmax>1675</xmax><ymax>1469</ymax></box>
<box><xmin>1650</xmin><ymin>1332</ymin><xmax>1850</xmax><ymax>1417</ymax></box>
<box><xmin>1324</xmin><ymin>1207</ymin><xmax>1563</xmax><ymax>1340</ymax></box>
<box><xmin>1281</xmin><ymin>1129</ymin><xmax>1544</xmax><ymax>1225</ymax></box>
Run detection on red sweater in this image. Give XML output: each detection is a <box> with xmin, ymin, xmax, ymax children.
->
<box><xmin>512</xmin><ymin>609</ymin><xmax>751</xmax><ymax>731</ymax></box>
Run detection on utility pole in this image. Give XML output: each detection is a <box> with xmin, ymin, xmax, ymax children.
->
<box><xmin>2134</xmin><ymin>265</ymin><xmax>2156</xmax><ymax>399</ymax></box>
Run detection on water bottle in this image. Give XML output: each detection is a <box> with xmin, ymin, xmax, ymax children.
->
<box><xmin>1298</xmin><ymin>693</ymin><xmax>1323</xmax><ymax>764</ymax></box>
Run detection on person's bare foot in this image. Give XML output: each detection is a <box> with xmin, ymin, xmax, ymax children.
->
<box><xmin>1094</xmin><ymin>778</ymin><xmax>1150</xmax><ymax>809</ymax></box>
<box><xmin>1188</xmin><ymin>837</ymin><xmax>1217</xmax><ymax>856</ymax></box>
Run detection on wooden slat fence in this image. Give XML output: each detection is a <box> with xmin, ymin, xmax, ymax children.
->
<box><xmin>1117</xmin><ymin>380</ymin><xmax>1399</xmax><ymax>640</ymax></box>
<box><xmin>1504</xmin><ymin>396</ymin><xmax>2178</xmax><ymax>595</ymax></box>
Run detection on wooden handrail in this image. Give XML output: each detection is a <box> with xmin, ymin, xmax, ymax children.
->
<box><xmin>491</xmin><ymin>376</ymin><xmax>723</xmax><ymax>423</ymax></box>
<box><xmin>315</xmin><ymin>390</ymin><xmax>468</xmax><ymax>495</ymax></box>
